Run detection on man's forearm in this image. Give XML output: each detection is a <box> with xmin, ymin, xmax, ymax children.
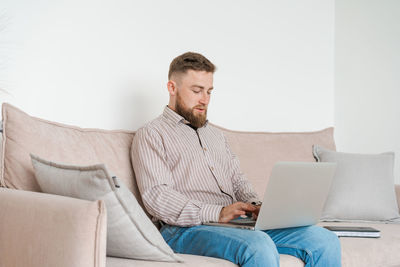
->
<box><xmin>142</xmin><ymin>184</ymin><xmax>223</xmax><ymax>226</ymax></box>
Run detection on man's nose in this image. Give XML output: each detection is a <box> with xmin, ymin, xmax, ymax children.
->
<box><xmin>199</xmin><ymin>91</ymin><xmax>210</xmax><ymax>105</ymax></box>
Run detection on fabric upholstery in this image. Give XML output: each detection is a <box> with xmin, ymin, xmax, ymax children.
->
<box><xmin>313</xmin><ymin>145</ymin><xmax>400</xmax><ymax>222</ymax></box>
<box><xmin>106</xmin><ymin>221</ymin><xmax>400</xmax><ymax>267</ymax></box>
<box><xmin>31</xmin><ymin>155</ymin><xmax>182</xmax><ymax>262</ymax></box>
<box><xmin>0</xmin><ymin>188</ymin><xmax>107</xmax><ymax>267</ymax></box>
<box><xmin>319</xmin><ymin>221</ymin><xmax>400</xmax><ymax>267</ymax></box>
<box><xmin>0</xmin><ymin>103</ymin><xmax>144</xmax><ymax>209</ymax></box>
<box><xmin>215</xmin><ymin>125</ymin><xmax>336</xmax><ymax>199</ymax></box>
<box><xmin>2</xmin><ymin>102</ymin><xmax>400</xmax><ymax>267</ymax></box>
<box><xmin>106</xmin><ymin>254</ymin><xmax>306</xmax><ymax>267</ymax></box>
<box><xmin>107</xmin><ymin>254</ymin><xmax>238</xmax><ymax>267</ymax></box>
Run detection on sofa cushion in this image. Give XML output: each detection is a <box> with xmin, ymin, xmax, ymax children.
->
<box><xmin>313</xmin><ymin>145</ymin><xmax>400</xmax><ymax>222</ymax></box>
<box><xmin>319</xmin><ymin>221</ymin><xmax>400</xmax><ymax>267</ymax></box>
<box><xmin>106</xmin><ymin>253</ymin><xmax>304</xmax><ymax>267</ymax></box>
<box><xmin>107</xmin><ymin>254</ymin><xmax>237</xmax><ymax>267</ymax></box>
<box><xmin>0</xmin><ymin>103</ymin><xmax>143</xmax><ymax>205</ymax></box>
<box><xmin>215</xmin><ymin>125</ymin><xmax>336</xmax><ymax>198</ymax></box>
<box><xmin>0</xmin><ymin>188</ymin><xmax>107</xmax><ymax>267</ymax></box>
<box><xmin>31</xmin><ymin>154</ymin><xmax>182</xmax><ymax>262</ymax></box>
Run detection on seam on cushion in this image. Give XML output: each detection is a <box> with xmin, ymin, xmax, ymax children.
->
<box><xmin>4</xmin><ymin>103</ymin><xmax>135</xmax><ymax>134</ymax></box>
<box><xmin>31</xmin><ymin>155</ymin><xmax>116</xmax><ymax>198</ymax></box>
<box><xmin>212</xmin><ymin>123</ymin><xmax>334</xmax><ymax>136</ymax></box>
<box><xmin>94</xmin><ymin>200</ymin><xmax>105</xmax><ymax>267</ymax></box>
<box><xmin>0</xmin><ymin>103</ymin><xmax>7</xmax><ymax>187</ymax></box>
<box><xmin>31</xmin><ymin>154</ymin><xmax>109</xmax><ymax>173</ymax></box>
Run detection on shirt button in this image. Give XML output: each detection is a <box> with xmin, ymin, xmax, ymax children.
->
<box><xmin>211</xmin><ymin>167</ymin><xmax>214</xmax><ymax>171</ymax></box>
<box><xmin>203</xmin><ymin>147</ymin><xmax>207</xmax><ymax>151</ymax></box>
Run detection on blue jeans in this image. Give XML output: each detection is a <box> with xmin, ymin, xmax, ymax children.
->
<box><xmin>161</xmin><ymin>224</ymin><xmax>341</xmax><ymax>267</ymax></box>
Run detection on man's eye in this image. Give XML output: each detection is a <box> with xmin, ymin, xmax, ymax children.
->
<box><xmin>193</xmin><ymin>90</ymin><xmax>200</xmax><ymax>94</ymax></box>
<box><xmin>207</xmin><ymin>91</ymin><xmax>212</xmax><ymax>95</ymax></box>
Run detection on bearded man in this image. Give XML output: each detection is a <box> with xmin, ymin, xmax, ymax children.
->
<box><xmin>131</xmin><ymin>52</ymin><xmax>341</xmax><ymax>267</ymax></box>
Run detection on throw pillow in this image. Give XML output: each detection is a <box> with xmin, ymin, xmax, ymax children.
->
<box><xmin>30</xmin><ymin>154</ymin><xmax>183</xmax><ymax>262</ymax></box>
<box><xmin>313</xmin><ymin>145</ymin><xmax>400</xmax><ymax>222</ymax></box>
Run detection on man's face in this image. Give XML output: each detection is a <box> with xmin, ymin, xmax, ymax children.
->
<box><xmin>173</xmin><ymin>70</ymin><xmax>214</xmax><ymax>128</ymax></box>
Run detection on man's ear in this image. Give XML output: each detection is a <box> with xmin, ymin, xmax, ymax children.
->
<box><xmin>167</xmin><ymin>80</ymin><xmax>177</xmax><ymax>96</ymax></box>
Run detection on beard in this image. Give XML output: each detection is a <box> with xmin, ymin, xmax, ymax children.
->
<box><xmin>175</xmin><ymin>93</ymin><xmax>207</xmax><ymax>128</ymax></box>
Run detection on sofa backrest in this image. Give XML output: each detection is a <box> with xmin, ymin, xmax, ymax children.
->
<box><xmin>215</xmin><ymin>124</ymin><xmax>336</xmax><ymax>199</ymax></box>
<box><xmin>0</xmin><ymin>103</ymin><xmax>143</xmax><ymax>208</ymax></box>
<box><xmin>1</xmin><ymin>102</ymin><xmax>337</xmax><ymax>209</ymax></box>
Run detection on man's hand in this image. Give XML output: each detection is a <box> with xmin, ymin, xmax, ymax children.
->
<box><xmin>219</xmin><ymin>202</ymin><xmax>258</xmax><ymax>223</ymax></box>
<box><xmin>252</xmin><ymin>205</ymin><xmax>261</xmax><ymax>220</ymax></box>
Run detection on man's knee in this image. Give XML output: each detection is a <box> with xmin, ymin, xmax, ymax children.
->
<box><xmin>310</xmin><ymin>227</ymin><xmax>341</xmax><ymax>266</ymax></box>
<box><xmin>238</xmin><ymin>231</ymin><xmax>280</xmax><ymax>267</ymax></box>
<box><xmin>318</xmin><ymin>227</ymin><xmax>341</xmax><ymax>252</ymax></box>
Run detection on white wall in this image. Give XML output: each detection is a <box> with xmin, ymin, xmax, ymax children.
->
<box><xmin>2</xmin><ymin>1</ymin><xmax>399</xmax><ymax>183</ymax></box>
<box><xmin>335</xmin><ymin>0</ymin><xmax>400</xmax><ymax>183</ymax></box>
<box><xmin>0</xmin><ymin>0</ymin><xmax>334</xmax><ymax>132</ymax></box>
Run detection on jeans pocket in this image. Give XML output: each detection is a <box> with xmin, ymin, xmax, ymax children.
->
<box><xmin>161</xmin><ymin>225</ymin><xmax>182</xmax><ymax>242</ymax></box>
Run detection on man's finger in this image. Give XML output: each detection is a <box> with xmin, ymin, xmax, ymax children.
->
<box><xmin>239</xmin><ymin>202</ymin><xmax>256</xmax><ymax>211</ymax></box>
<box><xmin>233</xmin><ymin>210</ymin><xmax>246</xmax><ymax>216</ymax></box>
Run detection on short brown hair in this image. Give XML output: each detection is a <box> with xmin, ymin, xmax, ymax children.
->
<box><xmin>168</xmin><ymin>52</ymin><xmax>216</xmax><ymax>79</ymax></box>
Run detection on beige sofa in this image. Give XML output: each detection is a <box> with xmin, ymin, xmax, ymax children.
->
<box><xmin>1</xmin><ymin>103</ymin><xmax>400</xmax><ymax>267</ymax></box>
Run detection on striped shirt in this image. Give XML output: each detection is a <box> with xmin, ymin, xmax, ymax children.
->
<box><xmin>131</xmin><ymin>106</ymin><xmax>259</xmax><ymax>226</ymax></box>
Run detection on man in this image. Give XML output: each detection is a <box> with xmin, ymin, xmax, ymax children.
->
<box><xmin>132</xmin><ymin>52</ymin><xmax>341</xmax><ymax>266</ymax></box>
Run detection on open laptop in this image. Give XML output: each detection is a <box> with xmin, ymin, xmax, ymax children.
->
<box><xmin>204</xmin><ymin>162</ymin><xmax>336</xmax><ymax>230</ymax></box>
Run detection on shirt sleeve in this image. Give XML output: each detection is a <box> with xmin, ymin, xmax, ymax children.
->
<box><xmin>131</xmin><ymin>126</ymin><xmax>223</xmax><ymax>226</ymax></box>
<box><xmin>223</xmin><ymin>135</ymin><xmax>260</xmax><ymax>204</ymax></box>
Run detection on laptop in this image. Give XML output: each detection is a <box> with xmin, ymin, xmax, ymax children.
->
<box><xmin>204</xmin><ymin>162</ymin><xmax>336</xmax><ymax>230</ymax></box>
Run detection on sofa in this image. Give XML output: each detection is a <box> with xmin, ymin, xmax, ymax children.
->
<box><xmin>0</xmin><ymin>102</ymin><xmax>399</xmax><ymax>267</ymax></box>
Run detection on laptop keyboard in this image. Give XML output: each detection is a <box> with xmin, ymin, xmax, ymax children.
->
<box><xmin>229</xmin><ymin>217</ymin><xmax>256</xmax><ymax>226</ymax></box>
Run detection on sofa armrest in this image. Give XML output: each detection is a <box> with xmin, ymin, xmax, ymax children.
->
<box><xmin>396</xmin><ymin>184</ymin><xmax>400</xmax><ymax>212</ymax></box>
<box><xmin>0</xmin><ymin>188</ymin><xmax>107</xmax><ymax>267</ymax></box>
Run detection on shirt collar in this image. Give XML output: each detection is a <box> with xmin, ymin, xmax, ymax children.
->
<box><xmin>162</xmin><ymin>106</ymin><xmax>209</xmax><ymax>128</ymax></box>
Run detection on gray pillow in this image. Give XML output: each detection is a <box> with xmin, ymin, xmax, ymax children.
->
<box><xmin>313</xmin><ymin>145</ymin><xmax>400</xmax><ymax>222</ymax></box>
<box><xmin>30</xmin><ymin>154</ymin><xmax>183</xmax><ymax>262</ymax></box>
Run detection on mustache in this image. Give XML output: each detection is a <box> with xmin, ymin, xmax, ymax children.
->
<box><xmin>193</xmin><ymin>105</ymin><xmax>207</xmax><ymax>110</ymax></box>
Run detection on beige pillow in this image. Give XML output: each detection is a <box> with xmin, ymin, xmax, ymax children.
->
<box><xmin>0</xmin><ymin>103</ymin><xmax>144</xmax><ymax>209</ymax></box>
<box><xmin>31</xmin><ymin>154</ymin><xmax>183</xmax><ymax>262</ymax></box>
<box><xmin>313</xmin><ymin>145</ymin><xmax>400</xmax><ymax>222</ymax></box>
<box><xmin>215</xmin><ymin>124</ymin><xmax>336</xmax><ymax>199</ymax></box>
